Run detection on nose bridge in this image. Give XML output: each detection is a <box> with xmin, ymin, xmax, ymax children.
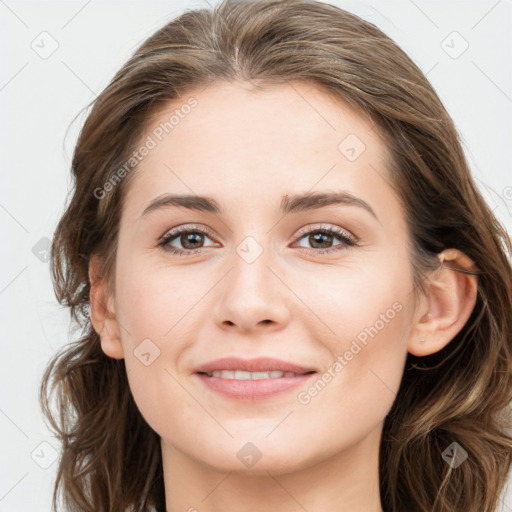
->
<box><xmin>230</xmin><ymin>233</ymin><xmax>275</xmax><ymax>304</ymax></box>
<box><xmin>212</xmin><ymin>231</ymin><xmax>289</xmax><ymax>331</ymax></box>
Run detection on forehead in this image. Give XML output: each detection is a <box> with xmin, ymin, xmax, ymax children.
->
<box><xmin>123</xmin><ymin>80</ymin><xmax>396</xmax><ymax>221</ymax></box>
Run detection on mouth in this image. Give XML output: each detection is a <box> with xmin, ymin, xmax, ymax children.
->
<box><xmin>194</xmin><ymin>357</ymin><xmax>317</xmax><ymax>400</ymax></box>
<box><xmin>199</xmin><ymin>370</ymin><xmax>315</xmax><ymax>379</ymax></box>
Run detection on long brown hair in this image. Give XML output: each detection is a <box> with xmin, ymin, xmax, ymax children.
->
<box><xmin>40</xmin><ymin>0</ymin><xmax>512</xmax><ymax>510</ymax></box>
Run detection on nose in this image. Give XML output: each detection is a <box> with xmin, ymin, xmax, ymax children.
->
<box><xmin>211</xmin><ymin>242</ymin><xmax>290</xmax><ymax>334</ymax></box>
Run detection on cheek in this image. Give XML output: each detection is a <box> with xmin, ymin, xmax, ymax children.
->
<box><xmin>113</xmin><ymin>256</ymin><xmax>214</xmax><ymax>433</ymax></box>
<box><xmin>295</xmin><ymin>257</ymin><xmax>412</xmax><ymax>430</ymax></box>
<box><xmin>115</xmin><ymin>253</ymin><xmax>207</xmax><ymax>345</ymax></box>
<box><xmin>306</xmin><ymin>254</ymin><xmax>411</xmax><ymax>353</ymax></box>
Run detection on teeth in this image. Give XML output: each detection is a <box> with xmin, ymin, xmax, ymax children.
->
<box><xmin>208</xmin><ymin>370</ymin><xmax>299</xmax><ymax>379</ymax></box>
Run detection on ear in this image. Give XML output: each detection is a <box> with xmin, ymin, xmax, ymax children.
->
<box><xmin>407</xmin><ymin>248</ymin><xmax>478</xmax><ymax>357</ymax></box>
<box><xmin>88</xmin><ymin>255</ymin><xmax>124</xmax><ymax>359</ymax></box>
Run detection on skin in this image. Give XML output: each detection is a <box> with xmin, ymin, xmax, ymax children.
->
<box><xmin>90</xmin><ymin>80</ymin><xmax>478</xmax><ymax>512</ymax></box>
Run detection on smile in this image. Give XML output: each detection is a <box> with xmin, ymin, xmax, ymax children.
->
<box><xmin>194</xmin><ymin>357</ymin><xmax>317</xmax><ymax>400</ymax></box>
<box><xmin>203</xmin><ymin>370</ymin><xmax>306</xmax><ymax>379</ymax></box>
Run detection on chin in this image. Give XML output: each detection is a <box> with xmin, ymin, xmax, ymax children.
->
<box><xmin>185</xmin><ymin>434</ymin><xmax>325</xmax><ymax>476</ymax></box>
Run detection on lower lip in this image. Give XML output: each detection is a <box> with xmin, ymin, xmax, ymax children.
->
<box><xmin>195</xmin><ymin>373</ymin><xmax>316</xmax><ymax>400</ymax></box>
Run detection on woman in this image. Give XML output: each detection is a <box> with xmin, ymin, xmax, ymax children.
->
<box><xmin>40</xmin><ymin>0</ymin><xmax>512</xmax><ymax>511</ymax></box>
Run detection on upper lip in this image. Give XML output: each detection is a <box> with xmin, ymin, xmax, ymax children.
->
<box><xmin>194</xmin><ymin>357</ymin><xmax>316</xmax><ymax>374</ymax></box>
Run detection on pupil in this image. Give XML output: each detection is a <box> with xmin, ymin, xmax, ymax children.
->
<box><xmin>312</xmin><ymin>232</ymin><xmax>331</xmax><ymax>248</ymax></box>
<box><xmin>183</xmin><ymin>232</ymin><xmax>203</xmax><ymax>249</ymax></box>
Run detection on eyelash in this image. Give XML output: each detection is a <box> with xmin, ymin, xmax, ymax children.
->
<box><xmin>157</xmin><ymin>223</ymin><xmax>358</xmax><ymax>257</ymax></box>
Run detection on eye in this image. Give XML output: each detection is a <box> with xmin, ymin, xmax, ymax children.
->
<box><xmin>292</xmin><ymin>224</ymin><xmax>357</xmax><ymax>254</ymax></box>
<box><xmin>157</xmin><ymin>224</ymin><xmax>218</xmax><ymax>256</ymax></box>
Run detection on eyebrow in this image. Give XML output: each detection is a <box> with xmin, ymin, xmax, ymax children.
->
<box><xmin>141</xmin><ymin>191</ymin><xmax>378</xmax><ymax>220</ymax></box>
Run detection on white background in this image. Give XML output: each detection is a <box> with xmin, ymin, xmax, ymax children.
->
<box><xmin>1</xmin><ymin>0</ymin><xmax>511</xmax><ymax>510</ymax></box>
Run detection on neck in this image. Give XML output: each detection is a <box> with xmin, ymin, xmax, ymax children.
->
<box><xmin>161</xmin><ymin>424</ymin><xmax>384</xmax><ymax>512</ymax></box>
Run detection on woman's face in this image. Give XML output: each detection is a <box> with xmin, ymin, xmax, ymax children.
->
<box><xmin>107</xmin><ymin>80</ymin><xmax>420</xmax><ymax>474</ymax></box>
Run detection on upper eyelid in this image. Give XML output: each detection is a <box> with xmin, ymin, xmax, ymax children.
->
<box><xmin>294</xmin><ymin>223</ymin><xmax>355</xmax><ymax>239</ymax></box>
<box><xmin>162</xmin><ymin>223</ymin><xmax>215</xmax><ymax>237</ymax></box>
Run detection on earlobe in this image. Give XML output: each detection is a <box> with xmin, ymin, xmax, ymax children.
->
<box><xmin>88</xmin><ymin>255</ymin><xmax>124</xmax><ymax>360</ymax></box>
<box><xmin>407</xmin><ymin>249</ymin><xmax>478</xmax><ymax>357</ymax></box>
